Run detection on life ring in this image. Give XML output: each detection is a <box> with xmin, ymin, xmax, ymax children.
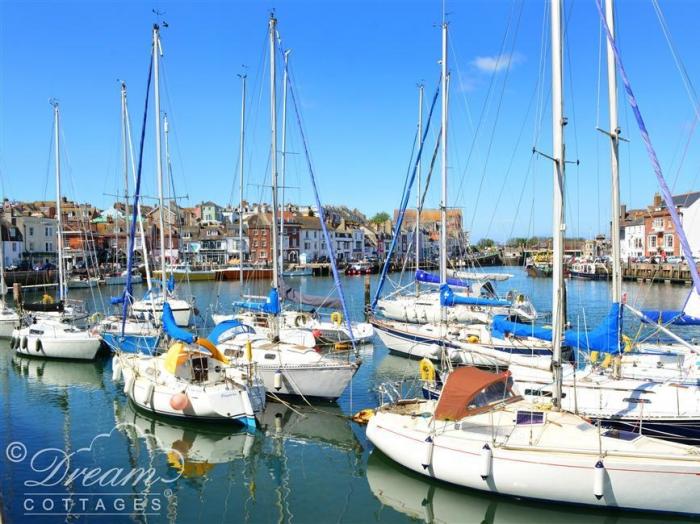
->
<box><xmin>419</xmin><ymin>358</ymin><xmax>436</xmax><ymax>382</ymax></box>
<box><xmin>622</xmin><ymin>334</ymin><xmax>634</xmax><ymax>353</ymax></box>
<box><xmin>41</xmin><ymin>294</ymin><xmax>54</xmax><ymax>304</ymax></box>
<box><xmin>330</xmin><ymin>311</ymin><xmax>343</xmax><ymax>326</ymax></box>
<box><xmin>89</xmin><ymin>312</ymin><xmax>104</xmax><ymax>324</ymax></box>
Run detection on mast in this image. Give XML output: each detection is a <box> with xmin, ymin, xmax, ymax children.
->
<box><xmin>153</xmin><ymin>24</ymin><xmax>168</xmax><ymax>295</ymax></box>
<box><xmin>605</xmin><ymin>0</ymin><xmax>622</xmax><ymax>304</ymax></box>
<box><xmin>269</xmin><ymin>14</ymin><xmax>280</xmax><ymax>291</ymax></box>
<box><xmin>238</xmin><ymin>73</ymin><xmax>247</xmax><ymax>288</ymax></box>
<box><xmin>51</xmin><ymin>100</ymin><xmax>66</xmax><ymax>302</ymax></box>
<box><xmin>0</xmin><ymin>206</ymin><xmax>6</xmax><ymax>300</ymax></box>
<box><xmin>120</xmin><ymin>82</ymin><xmax>131</xmax><ymax>271</ymax></box>
<box><xmin>550</xmin><ymin>0</ymin><xmax>566</xmax><ymax>411</ymax></box>
<box><xmin>280</xmin><ymin>49</ymin><xmax>291</xmax><ymax>271</ymax></box>
<box><xmin>439</xmin><ymin>23</ymin><xmax>448</xmax><ymax>288</ymax></box>
<box><xmin>416</xmin><ymin>83</ymin><xmax>424</xmax><ymax>294</ymax></box>
<box><xmin>124</xmin><ymin>86</ymin><xmax>153</xmax><ymax>291</ymax></box>
<box><xmin>163</xmin><ymin>114</ymin><xmax>174</xmax><ymax>265</ymax></box>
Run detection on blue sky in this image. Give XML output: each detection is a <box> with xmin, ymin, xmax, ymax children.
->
<box><xmin>1</xmin><ymin>0</ymin><xmax>699</xmax><ymax>243</ymax></box>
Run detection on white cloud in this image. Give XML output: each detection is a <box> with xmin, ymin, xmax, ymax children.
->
<box><xmin>473</xmin><ymin>52</ymin><xmax>524</xmax><ymax>73</ymax></box>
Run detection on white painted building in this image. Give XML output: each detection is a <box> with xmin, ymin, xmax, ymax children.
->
<box><xmin>297</xmin><ymin>215</ymin><xmax>324</xmax><ymax>261</ymax></box>
<box><xmin>1</xmin><ymin>222</ymin><xmax>23</xmax><ymax>267</ymax></box>
<box><xmin>14</xmin><ymin>215</ymin><xmax>57</xmax><ymax>264</ymax></box>
<box><xmin>620</xmin><ymin>218</ymin><xmax>645</xmax><ymax>262</ymax></box>
<box><xmin>678</xmin><ymin>192</ymin><xmax>700</xmax><ymax>258</ymax></box>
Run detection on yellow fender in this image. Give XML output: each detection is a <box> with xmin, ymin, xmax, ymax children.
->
<box><xmin>419</xmin><ymin>358</ymin><xmax>435</xmax><ymax>382</ymax></box>
<box><xmin>42</xmin><ymin>294</ymin><xmax>54</xmax><ymax>304</ymax></box>
<box><xmin>330</xmin><ymin>311</ymin><xmax>343</xmax><ymax>326</ymax></box>
<box><xmin>467</xmin><ymin>335</ymin><xmax>480</xmax><ymax>344</ymax></box>
<box><xmin>622</xmin><ymin>334</ymin><xmax>634</xmax><ymax>353</ymax></box>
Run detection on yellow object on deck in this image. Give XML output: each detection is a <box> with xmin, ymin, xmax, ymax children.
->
<box><xmin>330</xmin><ymin>311</ymin><xmax>343</xmax><ymax>326</ymax></box>
<box><xmin>351</xmin><ymin>409</ymin><xmax>375</xmax><ymax>425</ymax></box>
<box><xmin>467</xmin><ymin>335</ymin><xmax>480</xmax><ymax>344</ymax></box>
<box><xmin>589</xmin><ymin>351</ymin><xmax>599</xmax><ymax>364</ymax></box>
<box><xmin>42</xmin><ymin>294</ymin><xmax>54</xmax><ymax>304</ymax></box>
<box><xmin>164</xmin><ymin>342</ymin><xmax>189</xmax><ymax>373</ymax></box>
<box><xmin>601</xmin><ymin>353</ymin><xmax>613</xmax><ymax>368</ymax></box>
<box><xmin>245</xmin><ymin>340</ymin><xmax>253</xmax><ymax>362</ymax></box>
<box><xmin>419</xmin><ymin>358</ymin><xmax>436</xmax><ymax>382</ymax></box>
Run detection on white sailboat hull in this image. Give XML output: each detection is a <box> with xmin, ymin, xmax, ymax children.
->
<box><xmin>13</xmin><ymin>321</ymin><xmax>102</xmax><ymax>360</ymax></box>
<box><xmin>0</xmin><ymin>309</ymin><xmax>20</xmax><ymax>338</ymax></box>
<box><xmin>367</xmin><ymin>403</ymin><xmax>700</xmax><ymax>515</ymax></box>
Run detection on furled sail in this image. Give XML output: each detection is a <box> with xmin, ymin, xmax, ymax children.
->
<box><xmin>491</xmin><ymin>302</ymin><xmax>622</xmax><ymax>355</ymax></box>
<box><xmin>641</xmin><ymin>289</ymin><xmax>700</xmax><ymax>326</ymax></box>
<box><xmin>415</xmin><ymin>270</ymin><xmax>471</xmax><ymax>289</ymax></box>
<box><xmin>439</xmin><ymin>284</ymin><xmax>510</xmax><ymax>307</ymax></box>
<box><xmin>233</xmin><ymin>287</ymin><xmax>281</xmax><ymax>315</ymax></box>
<box><xmin>278</xmin><ymin>277</ymin><xmax>342</xmax><ymax>310</ymax></box>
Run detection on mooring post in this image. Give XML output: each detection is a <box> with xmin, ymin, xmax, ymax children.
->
<box><xmin>364</xmin><ymin>274</ymin><xmax>371</xmax><ymax>320</ymax></box>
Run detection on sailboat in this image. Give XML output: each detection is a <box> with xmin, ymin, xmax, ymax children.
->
<box><xmin>213</xmin><ymin>14</ymin><xmax>360</xmax><ymax>401</ymax></box>
<box><xmin>12</xmin><ymin>101</ymin><xmax>102</xmax><ymax>361</ymax></box>
<box><xmin>100</xmin><ymin>81</ymin><xmax>161</xmax><ymax>355</ymax></box>
<box><xmin>130</xmin><ymin>23</ymin><xmax>192</xmax><ymax>328</ymax></box>
<box><xmin>371</xmin><ymin>82</ymin><xmax>536</xmax><ymax>327</ymax></box>
<box><xmin>367</xmin><ymin>8</ymin><xmax>700</xmax><ymax>515</ymax></box>
<box><xmin>113</xmin><ymin>300</ymin><xmax>265</xmax><ymax>428</ymax></box>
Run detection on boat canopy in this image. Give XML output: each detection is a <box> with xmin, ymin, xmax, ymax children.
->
<box><xmin>440</xmin><ymin>284</ymin><xmax>511</xmax><ymax>308</ymax></box>
<box><xmin>641</xmin><ymin>289</ymin><xmax>700</xmax><ymax>326</ymax></box>
<box><xmin>491</xmin><ymin>302</ymin><xmax>622</xmax><ymax>355</ymax></box>
<box><xmin>206</xmin><ymin>319</ymin><xmax>255</xmax><ymax>345</ymax></box>
<box><xmin>435</xmin><ymin>367</ymin><xmax>513</xmax><ymax>421</ymax></box>
<box><xmin>233</xmin><ymin>287</ymin><xmax>281</xmax><ymax>315</ymax></box>
<box><xmin>279</xmin><ymin>277</ymin><xmax>342</xmax><ymax>310</ymax></box>
<box><xmin>163</xmin><ymin>339</ymin><xmax>229</xmax><ymax>374</ymax></box>
<box><xmin>415</xmin><ymin>270</ymin><xmax>471</xmax><ymax>289</ymax></box>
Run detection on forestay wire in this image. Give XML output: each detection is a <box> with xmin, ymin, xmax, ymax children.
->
<box><xmin>371</xmin><ymin>77</ymin><xmax>441</xmax><ymax>311</ymax></box>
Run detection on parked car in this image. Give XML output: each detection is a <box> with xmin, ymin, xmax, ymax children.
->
<box><xmin>666</xmin><ymin>256</ymin><xmax>683</xmax><ymax>264</ymax></box>
<box><xmin>34</xmin><ymin>262</ymin><xmax>57</xmax><ymax>271</ymax></box>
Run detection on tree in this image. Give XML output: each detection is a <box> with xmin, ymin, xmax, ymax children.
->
<box><xmin>369</xmin><ymin>212</ymin><xmax>390</xmax><ymax>225</ymax></box>
<box><xmin>476</xmin><ymin>238</ymin><xmax>496</xmax><ymax>250</ymax></box>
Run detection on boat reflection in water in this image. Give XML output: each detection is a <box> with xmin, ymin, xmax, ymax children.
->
<box><xmin>12</xmin><ymin>354</ymin><xmax>105</xmax><ymax>389</ymax></box>
<box><xmin>367</xmin><ymin>451</ymin><xmax>694</xmax><ymax>524</ymax></box>
<box><xmin>114</xmin><ymin>400</ymin><xmax>257</xmax><ymax>478</ymax></box>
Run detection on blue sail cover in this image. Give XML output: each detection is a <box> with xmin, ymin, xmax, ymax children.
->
<box><xmin>640</xmin><ymin>310</ymin><xmax>700</xmax><ymax>326</ymax></box>
<box><xmin>111</xmin><ymin>296</ymin><xmax>125</xmax><ymax>305</ymax></box>
<box><xmin>440</xmin><ymin>284</ymin><xmax>511</xmax><ymax>307</ymax></box>
<box><xmin>492</xmin><ymin>302</ymin><xmax>622</xmax><ymax>355</ymax></box>
<box><xmin>233</xmin><ymin>287</ymin><xmax>281</xmax><ymax>315</ymax></box>
<box><xmin>206</xmin><ymin>320</ymin><xmax>255</xmax><ymax>345</ymax></box>
<box><xmin>167</xmin><ymin>274</ymin><xmax>175</xmax><ymax>293</ymax></box>
<box><xmin>162</xmin><ymin>302</ymin><xmax>195</xmax><ymax>344</ymax></box>
<box><xmin>416</xmin><ymin>270</ymin><xmax>472</xmax><ymax>289</ymax></box>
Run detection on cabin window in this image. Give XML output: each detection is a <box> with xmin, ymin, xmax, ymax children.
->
<box><xmin>602</xmin><ymin>428</ymin><xmax>640</xmax><ymax>441</ymax></box>
<box><xmin>264</xmin><ymin>353</ymin><xmax>276</xmax><ymax>360</ymax></box>
<box><xmin>468</xmin><ymin>381</ymin><xmax>513</xmax><ymax>410</ymax></box>
<box><xmin>515</xmin><ymin>411</ymin><xmax>545</xmax><ymax>425</ymax></box>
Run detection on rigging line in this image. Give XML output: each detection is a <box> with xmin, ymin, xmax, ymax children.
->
<box><xmin>285</xmin><ymin>65</ymin><xmax>358</xmax><ymax>354</ymax></box>
<box><xmin>594</xmin><ymin>0</ymin><xmax>700</xmax><ymax>297</ymax></box>
<box><xmin>467</xmin><ymin>0</ymin><xmax>524</xmax><ymax>232</ymax></box>
<box><xmin>484</xmin><ymin>72</ymin><xmax>539</xmax><ymax>239</ymax></box>
<box><xmin>651</xmin><ymin>0</ymin><xmax>700</xmax><ymax>122</ymax></box>
<box><xmin>454</xmin><ymin>0</ymin><xmax>518</xmax><ymax>203</ymax></box>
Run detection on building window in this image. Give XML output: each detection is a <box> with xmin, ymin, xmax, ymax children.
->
<box><xmin>46</xmin><ymin>227</ymin><xmax>52</xmax><ymax>237</ymax></box>
<box><xmin>665</xmin><ymin>234</ymin><xmax>674</xmax><ymax>249</ymax></box>
<box><xmin>634</xmin><ymin>238</ymin><xmax>643</xmax><ymax>249</ymax></box>
<box><xmin>653</xmin><ymin>218</ymin><xmax>664</xmax><ymax>230</ymax></box>
<box><xmin>648</xmin><ymin>235</ymin><xmax>657</xmax><ymax>249</ymax></box>
<box><xmin>29</xmin><ymin>227</ymin><xmax>34</xmax><ymax>236</ymax></box>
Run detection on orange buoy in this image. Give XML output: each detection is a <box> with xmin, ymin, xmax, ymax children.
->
<box><xmin>170</xmin><ymin>393</ymin><xmax>189</xmax><ymax>411</ymax></box>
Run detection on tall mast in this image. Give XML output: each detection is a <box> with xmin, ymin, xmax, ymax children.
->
<box><xmin>153</xmin><ymin>24</ymin><xmax>167</xmax><ymax>295</ymax></box>
<box><xmin>439</xmin><ymin>23</ymin><xmax>448</xmax><ymax>287</ymax></box>
<box><xmin>605</xmin><ymin>0</ymin><xmax>622</xmax><ymax>304</ymax></box>
<box><xmin>120</xmin><ymin>82</ymin><xmax>131</xmax><ymax>270</ymax></box>
<box><xmin>124</xmin><ymin>86</ymin><xmax>152</xmax><ymax>291</ymax></box>
<box><xmin>550</xmin><ymin>0</ymin><xmax>566</xmax><ymax>411</ymax></box>
<box><xmin>280</xmin><ymin>49</ymin><xmax>291</xmax><ymax>271</ymax></box>
<box><xmin>238</xmin><ymin>73</ymin><xmax>247</xmax><ymax>289</ymax></box>
<box><xmin>163</xmin><ymin>114</ymin><xmax>174</xmax><ymax>262</ymax></box>
<box><xmin>416</xmin><ymin>83</ymin><xmax>424</xmax><ymax>294</ymax></box>
<box><xmin>51</xmin><ymin>100</ymin><xmax>66</xmax><ymax>302</ymax></box>
<box><xmin>269</xmin><ymin>14</ymin><xmax>280</xmax><ymax>291</ymax></box>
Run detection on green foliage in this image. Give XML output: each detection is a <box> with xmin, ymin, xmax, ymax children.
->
<box><xmin>369</xmin><ymin>212</ymin><xmax>390</xmax><ymax>225</ymax></box>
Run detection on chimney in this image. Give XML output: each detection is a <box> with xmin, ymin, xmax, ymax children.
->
<box><xmin>653</xmin><ymin>193</ymin><xmax>662</xmax><ymax>209</ymax></box>
<box><xmin>620</xmin><ymin>204</ymin><xmax>627</xmax><ymax>220</ymax></box>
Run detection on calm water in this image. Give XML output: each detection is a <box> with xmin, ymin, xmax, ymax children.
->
<box><xmin>1</xmin><ymin>269</ymin><xmax>697</xmax><ymax>523</ymax></box>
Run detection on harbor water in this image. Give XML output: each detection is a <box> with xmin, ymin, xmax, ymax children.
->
<box><xmin>0</xmin><ymin>268</ymin><xmax>697</xmax><ymax>523</ymax></box>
